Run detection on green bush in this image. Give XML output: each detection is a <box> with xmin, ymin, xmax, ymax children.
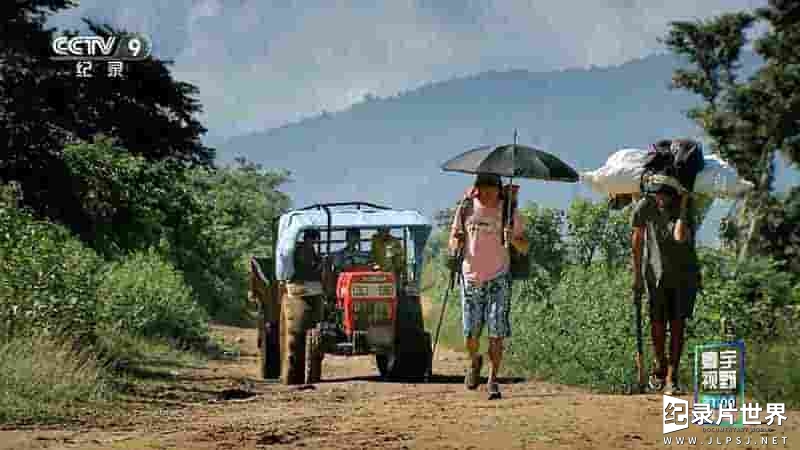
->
<box><xmin>96</xmin><ymin>249</ymin><xmax>209</xmax><ymax>345</ymax></box>
<box><xmin>0</xmin><ymin>336</ymin><xmax>111</xmax><ymax>423</ymax></box>
<box><xmin>692</xmin><ymin>250</ymin><xmax>799</xmax><ymax>344</ymax></box>
<box><xmin>747</xmin><ymin>338</ymin><xmax>800</xmax><ymax>408</ymax></box>
<box><xmin>0</xmin><ymin>204</ymin><xmax>102</xmax><ymax>343</ymax></box>
<box><xmin>423</xmin><ymin>249</ymin><xmax>800</xmax><ymax>407</ymax></box>
<box><xmin>424</xmin><ymin>194</ymin><xmax>800</xmax><ymax>404</ymax></box>
<box><xmin>506</xmin><ymin>264</ymin><xmax>637</xmax><ymax>390</ymax></box>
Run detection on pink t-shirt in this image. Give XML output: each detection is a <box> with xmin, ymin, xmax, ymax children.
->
<box><xmin>450</xmin><ymin>199</ymin><xmax>525</xmax><ymax>285</ymax></box>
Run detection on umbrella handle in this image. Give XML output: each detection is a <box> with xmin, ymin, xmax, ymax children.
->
<box><xmin>504</xmin><ymin>176</ymin><xmax>514</xmax><ymax>248</ymax></box>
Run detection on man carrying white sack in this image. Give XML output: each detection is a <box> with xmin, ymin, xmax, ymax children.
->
<box><xmin>581</xmin><ymin>144</ymin><xmax>754</xmax><ymax>200</ymax></box>
<box><xmin>632</xmin><ymin>164</ymin><xmax>701</xmax><ymax>396</ymax></box>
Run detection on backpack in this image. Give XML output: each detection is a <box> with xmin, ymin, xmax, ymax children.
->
<box><xmin>640</xmin><ymin>139</ymin><xmax>705</xmax><ymax>193</ymax></box>
<box><xmin>455</xmin><ymin>197</ymin><xmax>530</xmax><ymax>281</ymax></box>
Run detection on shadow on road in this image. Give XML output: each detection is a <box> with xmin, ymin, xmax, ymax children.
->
<box><xmin>315</xmin><ymin>374</ymin><xmax>527</xmax><ymax>385</ymax></box>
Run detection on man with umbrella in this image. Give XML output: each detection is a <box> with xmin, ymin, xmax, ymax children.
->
<box><xmin>438</xmin><ymin>136</ymin><xmax>578</xmax><ymax>399</ymax></box>
<box><xmin>448</xmin><ymin>173</ymin><xmax>528</xmax><ymax>400</ymax></box>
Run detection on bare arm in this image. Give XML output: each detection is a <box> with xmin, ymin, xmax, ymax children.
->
<box><xmin>448</xmin><ymin>206</ymin><xmax>464</xmax><ymax>252</ymax></box>
<box><xmin>674</xmin><ymin>193</ymin><xmax>690</xmax><ymax>243</ymax></box>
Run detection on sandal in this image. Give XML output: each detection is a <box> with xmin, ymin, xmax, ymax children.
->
<box><xmin>649</xmin><ymin>373</ymin><xmax>666</xmax><ymax>392</ymax></box>
<box><xmin>664</xmin><ymin>380</ymin><xmax>684</xmax><ymax>396</ymax></box>
<box><xmin>465</xmin><ymin>355</ymin><xmax>482</xmax><ymax>390</ymax></box>
<box><xmin>488</xmin><ymin>381</ymin><xmax>502</xmax><ymax>400</ymax></box>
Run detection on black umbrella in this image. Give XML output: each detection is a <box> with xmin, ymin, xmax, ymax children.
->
<box><xmin>440</xmin><ymin>131</ymin><xmax>579</xmax><ymax>182</ymax></box>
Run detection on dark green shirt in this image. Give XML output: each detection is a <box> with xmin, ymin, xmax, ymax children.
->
<box><xmin>631</xmin><ymin>196</ymin><xmax>699</xmax><ymax>289</ymax></box>
<box><xmin>293</xmin><ymin>244</ymin><xmax>322</xmax><ymax>282</ymax></box>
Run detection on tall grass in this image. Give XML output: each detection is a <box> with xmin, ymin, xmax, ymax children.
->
<box><xmin>1</xmin><ymin>195</ymin><xmax>212</xmax><ymax>424</ymax></box>
<box><xmin>0</xmin><ymin>337</ymin><xmax>112</xmax><ymax>423</ymax></box>
<box><xmin>424</xmin><ymin>257</ymin><xmax>800</xmax><ymax>406</ymax></box>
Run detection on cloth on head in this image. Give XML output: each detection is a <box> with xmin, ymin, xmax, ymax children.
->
<box><xmin>643</xmin><ymin>174</ymin><xmax>686</xmax><ymax>194</ymax></box>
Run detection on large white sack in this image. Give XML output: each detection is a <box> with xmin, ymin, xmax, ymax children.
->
<box><xmin>580</xmin><ymin>148</ymin><xmax>648</xmax><ymax>196</ymax></box>
<box><xmin>581</xmin><ymin>149</ymin><xmax>754</xmax><ymax>198</ymax></box>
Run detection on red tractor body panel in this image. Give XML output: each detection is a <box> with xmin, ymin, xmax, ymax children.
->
<box><xmin>336</xmin><ymin>271</ymin><xmax>397</xmax><ymax>337</ymax></box>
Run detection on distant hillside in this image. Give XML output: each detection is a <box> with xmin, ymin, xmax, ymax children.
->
<box><xmin>216</xmin><ymin>51</ymin><xmax>796</xmax><ymax>244</ymax></box>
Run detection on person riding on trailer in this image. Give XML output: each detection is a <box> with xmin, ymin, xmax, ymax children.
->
<box><xmin>371</xmin><ymin>226</ymin><xmax>405</xmax><ymax>277</ymax></box>
<box><xmin>333</xmin><ymin>228</ymin><xmax>372</xmax><ymax>271</ymax></box>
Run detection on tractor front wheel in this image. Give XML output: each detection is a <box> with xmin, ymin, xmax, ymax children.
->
<box><xmin>375</xmin><ymin>352</ymin><xmax>398</xmax><ymax>379</ymax></box>
<box><xmin>376</xmin><ymin>331</ymin><xmax>432</xmax><ymax>381</ymax></box>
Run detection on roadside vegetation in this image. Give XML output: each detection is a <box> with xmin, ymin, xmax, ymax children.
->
<box><xmin>2</xmin><ymin>0</ymin><xmax>799</xmax><ymax>426</ymax></box>
<box><xmin>0</xmin><ymin>2</ymin><xmax>289</xmax><ymax>424</ymax></box>
<box><xmin>426</xmin><ymin>0</ymin><xmax>800</xmax><ymax>406</ymax></box>
<box><xmin>425</xmin><ymin>196</ymin><xmax>800</xmax><ymax>406</ymax></box>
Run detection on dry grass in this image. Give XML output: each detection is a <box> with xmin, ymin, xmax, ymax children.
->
<box><xmin>0</xmin><ymin>336</ymin><xmax>112</xmax><ymax>423</ymax></box>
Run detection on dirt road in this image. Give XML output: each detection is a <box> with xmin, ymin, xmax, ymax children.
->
<box><xmin>2</xmin><ymin>324</ymin><xmax>797</xmax><ymax>449</ymax></box>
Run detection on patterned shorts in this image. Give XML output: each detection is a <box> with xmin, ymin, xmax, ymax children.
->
<box><xmin>461</xmin><ymin>272</ymin><xmax>512</xmax><ymax>338</ymax></box>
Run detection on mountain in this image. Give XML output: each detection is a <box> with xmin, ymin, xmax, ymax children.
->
<box><xmin>214</xmin><ymin>51</ymin><xmax>797</xmax><ymax>244</ymax></box>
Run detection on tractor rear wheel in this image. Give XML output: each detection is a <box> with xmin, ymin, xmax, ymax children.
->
<box><xmin>260</xmin><ymin>319</ymin><xmax>280</xmax><ymax>379</ymax></box>
<box><xmin>402</xmin><ymin>331</ymin><xmax>432</xmax><ymax>380</ymax></box>
<box><xmin>417</xmin><ymin>332</ymin><xmax>433</xmax><ymax>378</ymax></box>
<box><xmin>305</xmin><ymin>326</ymin><xmax>323</xmax><ymax>384</ymax></box>
<box><xmin>280</xmin><ymin>294</ymin><xmax>309</xmax><ymax>385</ymax></box>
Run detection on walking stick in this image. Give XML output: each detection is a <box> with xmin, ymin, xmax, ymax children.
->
<box><xmin>427</xmin><ymin>248</ymin><xmax>462</xmax><ymax>380</ymax></box>
<box><xmin>633</xmin><ymin>285</ymin><xmax>646</xmax><ymax>393</ymax></box>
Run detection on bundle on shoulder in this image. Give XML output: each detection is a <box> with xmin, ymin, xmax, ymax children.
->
<box><xmin>580</xmin><ymin>139</ymin><xmax>754</xmax><ymax>199</ymax></box>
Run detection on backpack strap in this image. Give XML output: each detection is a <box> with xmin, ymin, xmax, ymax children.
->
<box><xmin>501</xmin><ymin>199</ymin><xmax>509</xmax><ymax>246</ymax></box>
<box><xmin>459</xmin><ymin>197</ymin><xmax>473</xmax><ymax>239</ymax></box>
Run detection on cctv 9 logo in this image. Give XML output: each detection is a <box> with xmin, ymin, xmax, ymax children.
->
<box><xmin>50</xmin><ymin>33</ymin><xmax>152</xmax><ymax>60</ymax></box>
<box><xmin>115</xmin><ymin>33</ymin><xmax>152</xmax><ymax>60</ymax></box>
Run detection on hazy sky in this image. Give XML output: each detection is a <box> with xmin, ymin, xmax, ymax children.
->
<box><xmin>47</xmin><ymin>0</ymin><xmax>765</xmax><ymax>139</ymax></box>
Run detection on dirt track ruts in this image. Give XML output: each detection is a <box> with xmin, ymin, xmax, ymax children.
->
<box><xmin>1</xmin><ymin>323</ymin><xmax>798</xmax><ymax>449</ymax></box>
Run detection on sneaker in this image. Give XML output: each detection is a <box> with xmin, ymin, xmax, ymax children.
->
<box><xmin>465</xmin><ymin>355</ymin><xmax>482</xmax><ymax>390</ymax></box>
<box><xmin>487</xmin><ymin>381</ymin><xmax>502</xmax><ymax>400</ymax></box>
<box><xmin>648</xmin><ymin>374</ymin><xmax>666</xmax><ymax>392</ymax></box>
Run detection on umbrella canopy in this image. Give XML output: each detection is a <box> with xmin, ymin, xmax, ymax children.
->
<box><xmin>441</xmin><ymin>144</ymin><xmax>579</xmax><ymax>182</ymax></box>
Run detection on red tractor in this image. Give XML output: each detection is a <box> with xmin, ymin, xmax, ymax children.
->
<box><xmin>250</xmin><ymin>202</ymin><xmax>433</xmax><ymax>384</ymax></box>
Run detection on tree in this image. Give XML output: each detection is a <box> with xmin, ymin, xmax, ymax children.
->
<box><xmin>175</xmin><ymin>158</ymin><xmax>290</xmax><ymax>319</ymax></box>
<box><xmin>566</xmin><ymin>198</ymin><xmax>609</xmax><ymax>267</ymax></box>
<box><xmin>565</xmin><ymin>198</ymin><xmax>635</xmax><ymax>269</ymax></box>
<box><xmin>189</xmin><ymin>158</ymin><xmax>291</xmax><ymax>261</ymax></box>
<box><xmin>598</xmin><ymin>207</ymin><xmax>633</xmax><ymax>269</ymax></box>
<box><xmin>61</xmin><ymin>136</ymin><xmax>187</xmax><ymax>256</ymax></box>
<box><xmin>662</xmin><ymin>1</ymin><xmax>800</xmax><ymax>262</ymax></box>
<box><xmin>0</xmin><ymin>2</ymin><xmax>214</xmax><ymax>239</ymax></box>
<box><xmin>756</xmin><ymin>187</ymin><xmax>800</xmax><ymax>273</ymax></box>
<box><xmin>518</xmin><ymin>202</ymin><xmax>566</xmax><ymax>278</ymax></box>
